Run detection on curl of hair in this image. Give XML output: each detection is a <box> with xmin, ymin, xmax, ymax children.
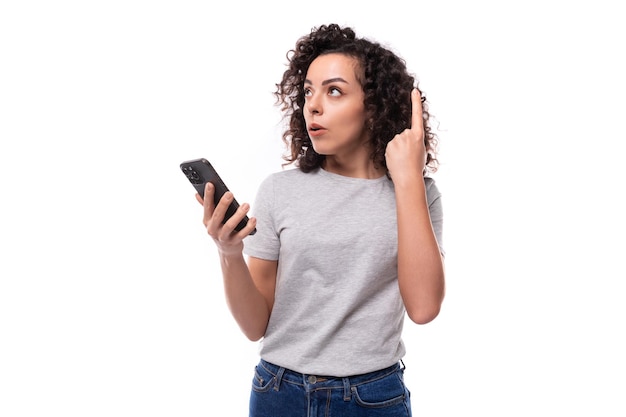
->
<box><xmin>274</xmin><ymin>24</ymin><xmax>440</xmax><ymax>175</ymax></box>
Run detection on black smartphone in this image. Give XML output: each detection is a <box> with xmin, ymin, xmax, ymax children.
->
<box><xmin>180</xmin><ymin>158</ymin><xmax>256</xmax><ymax>235</ymax></box>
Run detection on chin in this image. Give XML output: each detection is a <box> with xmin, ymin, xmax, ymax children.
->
<box><xmin>310</xmin><ymin>145</ymin><xmax>330</xmax><ymax>156</ymax></box>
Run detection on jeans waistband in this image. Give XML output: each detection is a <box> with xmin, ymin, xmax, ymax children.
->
<box><xmin>259</xmin><ymin>359</ymin><xmax>404</xmax><ymax>388</ymax></box>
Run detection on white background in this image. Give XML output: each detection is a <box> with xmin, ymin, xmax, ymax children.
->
<box><xmin>1</xmin><ymin>1</ymin><xmax>625</xmax><ymax>416</ymax></box>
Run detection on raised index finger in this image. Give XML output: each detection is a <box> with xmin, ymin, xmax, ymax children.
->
<box><xmin>411</xmin><ymin>88</ymin><xmax>424</xmax><ymax>131</ymax></box>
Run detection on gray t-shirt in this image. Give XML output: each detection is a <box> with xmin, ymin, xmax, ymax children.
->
<box><xmin>243</xmin><ymin>167</ymin><xmax>443</xmax><ymax>376</ymax></box>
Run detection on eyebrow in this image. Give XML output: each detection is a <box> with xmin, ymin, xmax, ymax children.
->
<box><xmin>304</xmin><ymin>77</ymin><xmax>349</xmax><ymax>86</ymax></box>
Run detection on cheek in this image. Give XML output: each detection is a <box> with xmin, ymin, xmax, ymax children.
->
<box><xmin>341</xmin><ymin>109</ymin><xmax>367</xmax><ymax>133</ymax></box>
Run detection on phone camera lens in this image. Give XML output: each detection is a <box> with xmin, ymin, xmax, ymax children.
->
<box><xmin>182</xmin><ymin>165</ymin><xmax>202</xmax><ymax>184</ymax></box>
<box><xmin>184</xmin><ymin>168</ymin><xmax>201</xmax><ymax>184</ymax></box>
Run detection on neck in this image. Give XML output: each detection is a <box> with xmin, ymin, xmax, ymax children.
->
<box><xmin>322</xmin><ymin>155</ymin><xmax>385</xmax><ymax>179</ymax></box>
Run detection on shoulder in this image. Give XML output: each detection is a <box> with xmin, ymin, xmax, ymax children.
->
<box><xmin>263</xmin><ymin>167</ymin><xmax>306</xmax><ymax>178</ymax></box>
<box><xmin>271</xmin><ymin>167</ymin><xmax>308</xmax><ymax>179</ymax></box>
<box><xmin>424</xmin><ymin>176</ymin><xmax>442</xmax><ymax>205</ymax></box>
<box><xmin>424</xmin><ymin>176</ymin><xmax>438</xmax><ymax>190</ymax></box>
<box><xmin>256</xmin><ymin>167</ymin><xmax>315</xmax><ymax>195</ymax></box>
<box><xmin>263</xmin><ymin>167</ymin><xmax>316</xmax><ymax>185</ymax></box>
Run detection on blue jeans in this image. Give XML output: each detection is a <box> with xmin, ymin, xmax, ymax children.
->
<box><xmin>249</xmin><ymin>359</ymin><xmax>412</xmax><ymax>417</ymax></box>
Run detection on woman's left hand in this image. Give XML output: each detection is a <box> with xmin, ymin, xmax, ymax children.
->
<box><xmin>384</xmin><ymin>88</ymin><xmax>426</xmax><ymax>183</ymax></box>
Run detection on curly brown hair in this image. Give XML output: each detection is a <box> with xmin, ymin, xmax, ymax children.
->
<box><xmin>275</xmin><ymin>23</ymin><xmax>439</xmax><ymax>175</ymax></box>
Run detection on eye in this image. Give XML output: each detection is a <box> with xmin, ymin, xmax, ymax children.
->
<box><xmin>303</xmin><ymin>88</ymin><xmax>312</xmax><ymax>97</ymax></box>
<box><xmin>328</xmin><ymin>87</ymin><xmax>341</xmax><ymax>96</ymax></box>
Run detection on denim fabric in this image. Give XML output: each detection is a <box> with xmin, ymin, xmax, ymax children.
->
<box><xmin>249</xmin><ymin>359</ymin><xmax>412</xmax><ymax>417</ymax></box>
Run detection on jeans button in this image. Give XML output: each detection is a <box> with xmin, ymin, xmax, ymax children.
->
<box><xmin>308</xmin><ymin>375</ymin><xmax>317</xmax><ymax>384</ymax></box>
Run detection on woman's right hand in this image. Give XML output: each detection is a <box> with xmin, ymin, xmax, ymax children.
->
<box><xmin>195</xmin><ymin>182</ymin><xmax>257</xmax><ymax>256</ymax></box>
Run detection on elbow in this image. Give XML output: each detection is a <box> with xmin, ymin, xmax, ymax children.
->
<box><xmin>246</xmin><ymin>333</ymin><xmax>264</xmax><ymax>342</ymax></box>
<box><xmin>240</xmin><ymin>322</ymin><xmax>268</xmax><ymax>342</ymax></box>
<box><xmin>404</xmin><ymin>272</ymin><xmax>446</xmax><ymax>325</ymax></box>
<box><xmin>242</xmin><ymin>327</ymin><xmax>266</xmax><ymax>342</ymax></box>
<box><xmin>230</xmin><ymin>319</ymin><xmax>262</xmax><ymax>341</ymax></box>
<box><xmin>406</xmin><ymin>305</ymin><xmax>441</xmax><ymax>325</ymax></box>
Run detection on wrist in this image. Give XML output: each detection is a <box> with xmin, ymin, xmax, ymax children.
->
<box><xmin>391</xmin><ymin>172</ymin><xmax>425</xmax><ymax>190</ymax></box>
<box><xmin>217</xmin><ymin>243</ymin><xmax>245</xmax><ymax>260</ymax></box>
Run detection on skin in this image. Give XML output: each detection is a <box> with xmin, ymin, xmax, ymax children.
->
<box><xmin>196</xmin><ymin>53</ymin><xmax>445</xmax><ymax>341</ymax></box>
<box><xmin>303</xmin><ymin>54</ymin><xmax>375</xmax><ymax>178</ymax></box>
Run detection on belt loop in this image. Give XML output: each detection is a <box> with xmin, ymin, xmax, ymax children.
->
<box><xmin>399</xmin><ymin>359</ymin><xmax>406</xmax><ymax>371</ymax></box>
<box><xmin>273</xmin><ymin>367</ymin><xmax>286</xmax><ymax>391</ymax></box>
<box><xmin>342</xmin><ymin>377</ymin><xmax>351</xmax><ymax>401</ymax></box>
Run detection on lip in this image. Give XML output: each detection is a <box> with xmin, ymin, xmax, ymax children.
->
<box><xmin>308</xmin><ymin>123</ymin><xmax>327</xmax><ymax>137</ymax></box>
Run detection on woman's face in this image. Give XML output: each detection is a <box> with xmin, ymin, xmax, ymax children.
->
<box><xmin>303</xmin><ymin>53</ymin><xmax>369</xmax><ymax>158</ymax></box>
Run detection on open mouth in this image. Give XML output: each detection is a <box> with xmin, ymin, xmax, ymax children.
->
<box><xmin>308</xmin><ymin>127</ymin><xmax>326</xmax><ymax>137</ymax></box>
<box><xmin>308</xmin><ymin>123</ymin><xmax>326</xmax><ymax>135</ymax></box>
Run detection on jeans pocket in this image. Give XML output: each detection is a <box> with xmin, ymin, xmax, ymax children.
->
<box><xmin>251</xmin><ymin>364</ymin><xmax>275</xmax><ymax>393</ymax></box>
<box><xmin>351</xmin><ymin>371</ymin><xmax>408</xmax><ymax>409</ymax></box>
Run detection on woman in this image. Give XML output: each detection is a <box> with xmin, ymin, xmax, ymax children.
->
<box><xmin>197</xmin><ymin>23</ymin><xmax>445</xmax><ymax>417</ymax></box>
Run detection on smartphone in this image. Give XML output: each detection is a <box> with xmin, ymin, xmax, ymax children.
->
<box><xmin>180</xmin><ymin>158</ymin><xmax>256</xmax><ymax>235</ymax></box>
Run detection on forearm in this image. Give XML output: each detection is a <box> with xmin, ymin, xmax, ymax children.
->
<box><xmin>219</xmin><ymin>251</ymin><xmax>271</xmax><ymax>341</ymax></box>
<box><xmin>395</xmin><ymin>176</ymin><xmax>445</xmax><ymax>324</ymax></box>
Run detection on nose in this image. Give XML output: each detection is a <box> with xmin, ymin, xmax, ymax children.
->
<box><xmin>306</xmin><ymin>92</ymin><xmax>322</xmax><ymax>115</ymax></box>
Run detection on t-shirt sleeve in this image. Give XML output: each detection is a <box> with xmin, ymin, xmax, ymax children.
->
<box><xmin>243</xmin><ymin>174</ymin><xmax>280</xmax><ymax>261</ymax></box>
<box><xmin>425</xmin><ymin>177</ymin><xmax>445</xmax><ymax>257</ymax></box>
